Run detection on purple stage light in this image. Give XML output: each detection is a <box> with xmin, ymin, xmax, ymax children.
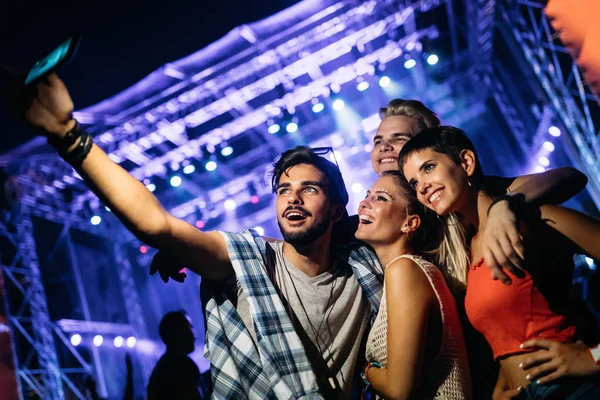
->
<box><xmin>183</xmin><ymin>165</ymin><xmax>196</xmax><ymax>174</ymax></box>
<box><xmin>548</xmin><ymin>126</ymin><xmax>561</xmax><ymax>137</ymax></box>
<box><xmin>221</xmin><ymin>146</ymin><xmax>234</xmax><ymax>157</ymax></box>
<box><xmin>427</xmin><ymin>54</ymin><xmax>439</xmax><ymax>65</ymax></box>
<box><xmin>378</xmin><ymin>76</ymin><xmax>391</xmax><ymax>87</ymax></box>
<box><xmin>93</xmin><ymin>335</ymin><xmax>104</xmax><ymax>347</ymax></box>
<box><xmin>127</xmin><ymin>337</ymin><xmax>137</xmax><ymax>348</ymax></box>
<box><xmin>352</xmin><ymin>182</ymin><xmax>364</xmax><ymax>194</ymax></box>
<box><xmin>543</xmin><ymin>141</ymin><xmax>555</xmax><ymax>152</ymax></box>
<box><xmin>170</xmin><ymin>176</ymin><xmax>182</xmax><ymax>187</ymax></box>
<box><xmin>332</xmin><ymin>99</ymin><xmax>345</xmax><ymax>111</ymax></box>
<box><xmin>70</xmin><ymin>334</ymin><xmax>82</xmax><ymax>346</ymax></box>
<box><xmin>312</xmin><ymin>103</ymin><xmax>325</xmax><ymax>113</ymax></box>
<box><xmin>286</xmin><ymin>122</ymin><xmax>298</xmax><ymax>133</ymax></box>
<box><xmin>538</xmin><ymin>156</ymin><xmax>550</xmax><ymax>167</ymax></box>
<box><xmin>356</xmin><ymin>81</ymin><xmax>369</xmax><ymax>92</ymax></box>
<box><xmin>205</xmin><ymin>161</ymin><xmax>218</xmax><ymax>171</ymax></box>
<box><xmin>224</xmin><ymin>199</ymin><xmax>237</xmax><ymax>211</ymax></box>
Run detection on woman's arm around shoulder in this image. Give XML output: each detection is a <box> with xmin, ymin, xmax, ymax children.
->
<box><xmin>539</xmin><ymin>204</ymin><xmax>600</xmax><ymax>260</ymax></box>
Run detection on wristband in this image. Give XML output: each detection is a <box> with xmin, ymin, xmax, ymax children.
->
<box><xmin>360</xmin><ymin>361</ymin><xmax>382</xmax><ymax>387</ymax></box>
<box><xmin>48</xmin><ymin>120</ymin><xmax>83</xmax><ymax>152</ymax></box>
<box><xmin>60</xmin><ymin>131</ymin><xmax>93</xmax><ymax>168</ymax></box>
<box><xmin>487</xmin><ymin>193</ymin><xmax>541</xmax><ymax>220</ymax></box>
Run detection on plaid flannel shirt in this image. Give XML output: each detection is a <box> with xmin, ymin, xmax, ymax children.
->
<box><xmin>202</xmin><ymin>229</ymin><xmax>383</xmax><ymax>399</ymax></box>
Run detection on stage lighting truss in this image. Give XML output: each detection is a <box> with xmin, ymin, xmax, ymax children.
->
<box><xmin>10</xmin><ymin>1</ymin><xmax>444</xmax><ymax>220</ymax></box>
<box><xmin>111</xmin><ymin>243</ymin><xmax>155</xmax><ymax>382</ymax></box>
<box><xmin>500</xmin><ymin>0</ymin><xmax>600</xmax><ymax>208</ymax></box>
<box><xmin>465</xmin><ymin>0</ymin><xmax>496</xmax><ymax>100</ymax></box>
<box><xmin>57</xmin><ymin>320</ymin><xmax>134</xmax><ymax>336</ymax></box>
<box><xmin>0</xmin><ymin>215</ymin><xmax>91</xmax><ymax>400</ymax></box>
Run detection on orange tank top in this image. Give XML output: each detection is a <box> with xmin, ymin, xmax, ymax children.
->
<box><xmin>464</xmin><ymin>258</ymin><xmax>577</xmax><ymax>359</ymax></box>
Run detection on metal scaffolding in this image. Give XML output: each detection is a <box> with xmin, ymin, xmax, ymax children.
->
<box><xmin>1</xmin><ymin>0</ymin><xmax>599</xmax><ymax>398</ymax></box>
<box><xmin>0</xmin><ymin>210</ymin><xmax>89</xmax><ymax>399</ymax></box>
<box><xmin>498</xmin><ymin>0</ymin><xmax>600</xmax><ymax>209</ymax></box>
<box><xmin>112</xmin><ymin>243</ymin><xmax>154</xmax><ymax>382</ymax></box>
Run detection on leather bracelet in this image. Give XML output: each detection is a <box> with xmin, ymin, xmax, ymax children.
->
<box><xmin>48</xmin><ymin>120</ymin><xmax>83</xmax><ymax>152</ymax></box>
<box><xmin>60</xmin><ymin>131</ymin><xmax>93</xmax><ymax>167</ymax></box>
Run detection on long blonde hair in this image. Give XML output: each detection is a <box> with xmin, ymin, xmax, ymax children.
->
<box><xmin>434</xmin><ymin>214</ymin><xmax>470</xmax><ymax>291</ymax></box>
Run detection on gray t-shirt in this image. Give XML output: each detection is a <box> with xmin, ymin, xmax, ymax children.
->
<box><xmin>236</xmin><ymin>241</ymin><xmax>370</xmax><ymax>399</ymax></box>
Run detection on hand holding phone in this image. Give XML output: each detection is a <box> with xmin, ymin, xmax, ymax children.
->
<box><xmin>24</xmin><ymin>34</ymin><xmax>80</xmax><ymax>86</ymax></box>
<box><xmin>24</xmin><ymin>74</ymin><xmax>76</xmax><ymax>136</ymax></box>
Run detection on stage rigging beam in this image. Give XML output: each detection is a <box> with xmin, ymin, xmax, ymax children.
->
<box><xmin>112</xmin><ymin>243</ymin><xmax>155</xmax><ymax>383</ymax></box>
<box><xmin>465</xmin><ymin>0</ymin><xmax>497</xmax><ymax>100</ymax></box>
<box><xmin>500</xmin><ymin>0</ymin><xmax>600</xmax><ymax>209</ymax></box>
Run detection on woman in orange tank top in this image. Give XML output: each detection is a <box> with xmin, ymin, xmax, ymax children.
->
<box><xmin>399</xmin><ymin>126</ymin><xmax>600</xmax><ymax>399</ymax></box>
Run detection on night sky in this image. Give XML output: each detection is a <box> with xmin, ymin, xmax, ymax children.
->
<box><xmin>0</xmin><ymin>0</ymin><xmax>301</xmax><ymax>154</ymax></box>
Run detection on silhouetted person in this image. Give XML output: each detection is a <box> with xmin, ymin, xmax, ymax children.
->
<box><xmin>147</xmin><ymin>311</ymin><xmax>202</xmax><ymax>400</ymax></box>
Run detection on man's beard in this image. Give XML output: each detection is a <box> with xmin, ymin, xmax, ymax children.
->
<box><xmin>278</xmin><ymin>214</ymin><xmax>332</xmax><ymax>247</ymax></box>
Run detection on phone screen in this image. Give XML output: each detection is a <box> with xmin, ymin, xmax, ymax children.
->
<box><xmin>24</xmin><ymin>37</ymin><xmax>75</xmax><ymax>85</ymax></box>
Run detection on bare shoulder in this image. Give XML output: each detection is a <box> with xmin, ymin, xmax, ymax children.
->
<box><xmin>385</xmin><ymin>257</ymin><xmax>435</xmax><ymax>300</ymax></box>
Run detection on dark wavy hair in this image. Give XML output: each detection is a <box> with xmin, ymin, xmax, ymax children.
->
<box><xmin>270</xmin><ymin>146</ymin><xmax>349</xmax><ymax>207</ymax></box>
<box><xmin>396</xmin><ymin>126</ymin><xmax>480</xmax><ymax>287</ymax></box>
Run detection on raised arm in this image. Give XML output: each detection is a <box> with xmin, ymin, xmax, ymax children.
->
<box><xmin>539</xmin><ymin>204</ymin><xmax>600</xmax><ymax>260</ymax></box>
<box><xmin>22</xmin><ymin>74</ymin><xmax>233</xmax><ymax>281</ymax></box>
<box><xmin>484</xmin><ymin>167</ymin><xmax>588</xmax><ymax>205</ymax></box>
<box><xmin>365</xmin><ymin>258</ymin><xmax>436</xmax><ymax>400</ymax></box>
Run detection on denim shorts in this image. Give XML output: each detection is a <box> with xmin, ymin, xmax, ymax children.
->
<box><xmin>518</xmin><ymin>376</ymin><xmax>600</xmax><ymax>399</ymax></box>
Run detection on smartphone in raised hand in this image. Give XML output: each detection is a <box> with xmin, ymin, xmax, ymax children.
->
<box><xmin>24</xmin><ymin>34</ymin><xmax>80</xmax><ymax>86</ymax></box>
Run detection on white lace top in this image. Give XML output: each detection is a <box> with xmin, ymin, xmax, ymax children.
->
<box><xmin>365</xmin><ymin>254</ymin><xmax>472</xmax><ymax>400</ymax></box>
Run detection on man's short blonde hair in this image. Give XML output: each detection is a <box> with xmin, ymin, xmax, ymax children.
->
<box><xmin>379</xmin><ymin>99</ymin><xmax>441</xmax><ymax>132</ymax></box>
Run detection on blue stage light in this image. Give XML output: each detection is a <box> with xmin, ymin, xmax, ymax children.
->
<box><xmin>312</xmin><ymin>103</ymin><xmax>325</xmax><ymax>113</ymax></box>
<box><xmin>205</xmin><ymin>161</ymin><xmax>218</xmax><ymax>171</ymax></box>
<box><xmin>378</xmin><ymin>76</ymin><xmax>391</xmax><ymax>87</ymax></box>
<box><xmin>427</xmin><ymin>54</ymin><xmax>439</xmax><ymax>65</ymax></box>
<box><xmin>268</xmin><ymin>123</ymin><xmax>281</xmax><ymax>134</ymax></box>
<box><xmin>286</xmin><ymin>122</ymin><xmax>298</xmax><ymax>133</ymax></box>
<box><xmin>221</xmin><ymin>146</ymin><xmax>234</xmax><ymax>156</ymax></box>
<box><xmin>548</xmin><ymin>126</ymin><xmax>561</xmax><ymax>137</ymax></box>
<box><xmin>357</xmin><ymin>81</ymin><xmax>369</xmax><ymax>91</ymax></box>
<box><xmin>183</xmin><ymin>165</ymin><xmax>196</xmax><ymax>174</ymax></box>
<box><xmin>332</xmin><ymin>99</ymin><xmax>345</xmax><ymax>111</ymax></box>
<box><xmin>170</xmin><ymin>176</ymin><xmax>182</xmax><ymax>187</ymax></box>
